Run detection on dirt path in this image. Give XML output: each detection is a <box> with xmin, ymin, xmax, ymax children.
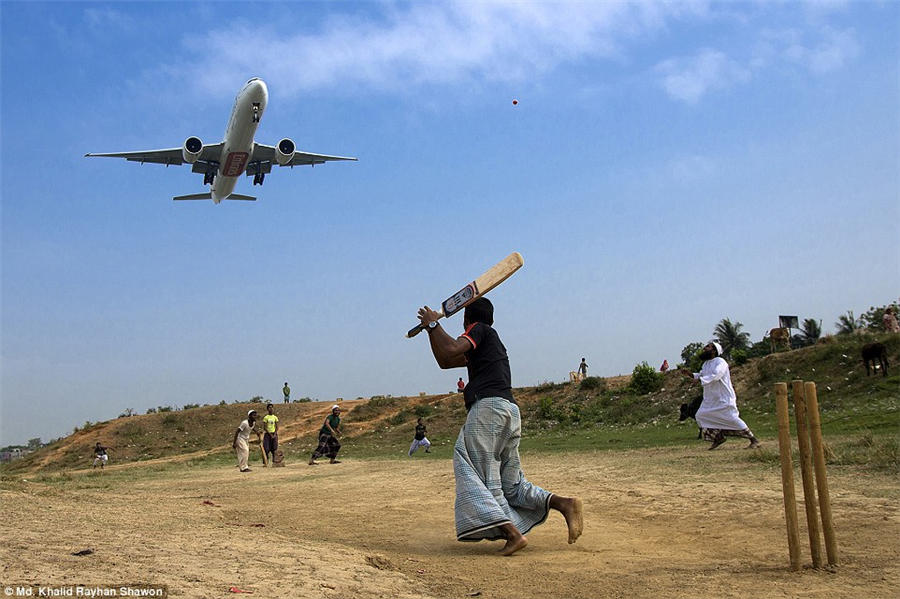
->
<box><xmin>2</xmin><ymin>447</ymin><xmax>897</xmax><ymax>598</ymax></box>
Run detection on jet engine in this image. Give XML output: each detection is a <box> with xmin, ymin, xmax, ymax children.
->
<box><xmin>182</xmin><ymin>137</ymin><xmax>203</xmax><ymax>163</ymax></box>
<box><xmin>275</xmin><ymin>138</ymin><xmax>295</xmax><ymax>166</ymax></box>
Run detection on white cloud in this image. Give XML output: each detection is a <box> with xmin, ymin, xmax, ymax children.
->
<box><xmin>782</xmin><ymin>26</ymin><xmax>859</xmax><ymax>74</ymax></box>
<box><xmin>148</xmin><ymin>1</ymin><xmax>709</xmax><ymax>99</ymax></box>
<box><xmin>659</xmin><ymin>24</ymin><xmax>860</xmax><ymax>104</ymax></box>
<box><xmin>655</xmin><ymin>49</ymin><xmax>750</xmax><ymax>104</ymax></box>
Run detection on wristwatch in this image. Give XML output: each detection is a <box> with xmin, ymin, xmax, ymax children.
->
<box><xmin>427</xmin><ymin>321</ymin><xmax>439</xmax><ymax>332</ymax></box>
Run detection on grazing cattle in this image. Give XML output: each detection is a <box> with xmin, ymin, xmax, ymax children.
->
<box><xmin>861</xmin><ymin>342</ymin><xmax>889</xmax><ymax>377</ymax></box>
<box><xmin>769</xmin><ymin>327</ymin><xmax>791</xmax><ymax>352</ymax></box>
<box><xmin>679</xmin><ymin>396</ymin><xmax>703</xmax><ymax>439</ymax></box>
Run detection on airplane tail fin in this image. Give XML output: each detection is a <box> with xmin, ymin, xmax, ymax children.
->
<box><xmin>172</xmin><ymin>193</ymin><xmax>257</xmax><ymax>202</ymax></box>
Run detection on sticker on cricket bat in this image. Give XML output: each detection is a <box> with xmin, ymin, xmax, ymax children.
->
<box><xmin>406</xmin><ymin>252</ymin><xmax>524</xmax><ymax>338</ymax></box>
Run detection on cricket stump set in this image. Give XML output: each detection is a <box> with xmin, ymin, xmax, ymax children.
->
<box><xmin>774</xmin><ymin>381</ymin><xmax>838</xmax><ymax>571</ymax></box>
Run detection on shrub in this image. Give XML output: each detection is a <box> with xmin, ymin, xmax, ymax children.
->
<box><xmin>413</xmin><ymin>404</ymin><xmax>434</xmax><ymax>418</ymax></box>
<box><xmin>182</xmin><ymin>403</ymin><xmax>200</xmax><ymax>410</ymax></box>
<box><xmin>731</xmin><ymin>349</ymin><xmax>748</xmax><ymax>365</ymax></box>
<box><xmin>579</xmin><ymin>376</ymin><xmax>606</xmax><ymax>392</ymax></box>
<box><xmin>157</xmin><ymin>406</ymin><xmax>173</xmax><ymax>413</ymax></box>
<box><xmin>628</xmin><ymin>362</ymin><xmax>663</xmax><ymax>395</ymax></box>
<box><xmin>146</xmin><ymin>408</ymin><xmax>157</xmax><ymax>414</ymax></box>
<box><xmin>389</xmin><ymin>410</ymin><xmax>411</xmax><ymax>425</ymax></box>
<box><xmin>535</xmin><ymin>381</ymin><xmax>558</xmax><ymax>392</ymax></box>
<box><xmin>537</xmin><ymin>396</ymin><xmax>556</xmax><ymax>421</ymax></box>
<box><xmin>218</xmin><ymin>400</ymin><xmax>227</xmax><ymax>406</ymax></box>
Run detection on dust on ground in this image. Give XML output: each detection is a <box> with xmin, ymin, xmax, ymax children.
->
<box><xmin>2</xmin><ymin>446</ymin><xmax>897</xmax><ymax>599</ymax></box>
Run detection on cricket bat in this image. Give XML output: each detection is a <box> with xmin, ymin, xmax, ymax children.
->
<box><xmin>258</xmin><ymin>434</ymin><xmax>268</xmax><ymax>467</ymax></box>
<box><xmin>406</xmin><ymin>252</ymin><xmax>524</xmax><ymax>338</ymax></box>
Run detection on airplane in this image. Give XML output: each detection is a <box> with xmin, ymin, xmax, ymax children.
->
<box><xmin>85</xmin><ymin>78</ymin><xmax>356</xmax><ymax>203</ymax></box>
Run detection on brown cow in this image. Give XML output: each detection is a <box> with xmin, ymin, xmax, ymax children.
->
<box><xmin>769</xmin><ymin>327</ymin><xmax>790</xmax><ymax>352</ymax></box>
<box><xmin>861</xmin><ymin>342</ymin><xmax>889</xmax><ymax>377</ymax></box>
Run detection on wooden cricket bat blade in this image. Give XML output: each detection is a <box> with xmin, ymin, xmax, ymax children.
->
<box><xmin>406</xmin><ymin>252</ymin><xmax>524</xmax><ymax>338</ymax></box>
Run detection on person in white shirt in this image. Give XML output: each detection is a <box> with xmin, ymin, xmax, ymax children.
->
<box><xmin>681</xmin><ymin>342</ymin><xmax>761</xmax><ymax>450</ymax></box>
<box><xmin>232</xmin><ymin>410</ymin><xmax>259</xmax><ymax>472</ymax></box>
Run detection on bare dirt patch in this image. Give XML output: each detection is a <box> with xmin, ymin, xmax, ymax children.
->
<box><xmin>2</xmin><ymin>447</ymin><xmax>897</xmax><ymax>598</ymax></box>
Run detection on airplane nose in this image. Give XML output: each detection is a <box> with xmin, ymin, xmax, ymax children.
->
<box><xmin>252</xmin><ymin>79</ymin><xmax>268</xmax><ymax>102</ymax></box>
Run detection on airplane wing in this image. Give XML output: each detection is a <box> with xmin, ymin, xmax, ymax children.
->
<box><xmin>251</xmin><ymin>143</ymin><xmax>357</xmax><ymax>167</ymax></box>
<box><xmin>85</xmin><ymin>143</ymin><xmax>224</xmax><ymax>166</ymax></box>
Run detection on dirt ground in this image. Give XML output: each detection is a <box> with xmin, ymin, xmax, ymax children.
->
<box><xmin>1</xmin><ymin>446</ymin><xmax>897</xmax><ymax>599</ymax></box>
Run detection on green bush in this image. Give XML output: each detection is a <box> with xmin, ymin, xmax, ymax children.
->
<box><xmin>628</xmin><ymin>362</ymin><xmax>663</xmax><ymax>395</ymax></box>
<box><xmin>537</xmin><ymin>396</ymin><xmax>557</xmax><ymax>421</ymax></box>
<box><xmin>579</xmin><ymin>376</ymin><xmax>606</xmax><ymax>392</ymax></box>
<box><xmin>731</xmin><ymin>349</ymin><xmax>748</xmax><ymax>365</ymax></box>
<box><xmin>389</xmin><ymin>410</ymin><xmax>411</xmax><ymax>425</ymax></box>
<box><xmin>413</xmin><ymin>404</ymin><xmax>434</xmax><ymax>418</ymax></box>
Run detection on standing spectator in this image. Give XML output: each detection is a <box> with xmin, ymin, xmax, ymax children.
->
<box><xmin>262</xmin><ymin>403</ymin><xmax>279</xmax><ymax>465</ymax></box>
<box><xmin>457</xmin><ymin>377</ymin><xmax>465</xmax><ymax>393</ymax></box>
<box><xmin>232</xmin><ymin>410</ymin><xmax>259</xmax><ymax>472</ymax></box>
<box><xmin>409</xmin><ymin>418</ymin><xmax>432</xmax><ymax>456</ymax></box>
<box><xmin>883</xmin><ymin>307</ymin><xmax>900</xmax><ymax>333</ymax></box>
<box><xmin>92</xmin><ymin>442</ymin><xmax>109</xmax><ymax>469</ymax></box>
<box><xmin>283</xmin><ymin>382</ymin><xmax>291</xmax><ymax>404</ymax></box>
<box><xmin>680</xmin><ymin>342</ymin><xmax>761</xmax><ymax>450</ymax></box>
<box><xmin>577</xmin><ymin>358</ymin><xmax>588</xmax><ymax>381</ymax></box>
<box><xmin>660</xmin><ymin>359</ymin><xmax>669</xmax><ymax>372</ymax></box>
<box><xmin>309</xmin><ymin>405</ymin><xmax>343</xmax><ymax>465</ymax></box>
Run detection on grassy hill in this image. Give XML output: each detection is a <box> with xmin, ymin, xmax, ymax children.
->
<box><xmin>4</xmin><ymin>333</ymin><xmax>898</xmax><ymax>475</ymax></box>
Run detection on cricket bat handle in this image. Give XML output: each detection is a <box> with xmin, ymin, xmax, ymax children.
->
<box><xmin>407</xmin><ymin>312</ymin><xmax>446</xmax><ymax>338</ymax></box>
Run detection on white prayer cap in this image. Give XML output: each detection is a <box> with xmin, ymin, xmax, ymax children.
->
<box><xmin>711</xmin><ymin>342</ymin><xmax>723</xmax><ymax>357</ymax></box>
<box><xmin>331</xmin><ymin>404</ymin><xmax>341</xmax><ymax>411</ymax></box>
<box><xmin>247</xmin><ymin>410</ymin><xmax>257</xmax><ymax>417</ymax></box>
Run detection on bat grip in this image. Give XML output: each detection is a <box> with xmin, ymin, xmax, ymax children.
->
<box><xmin>407</xmin><ymin>323</ymin><xmax>425</xmax><ymax>338</ymax></box>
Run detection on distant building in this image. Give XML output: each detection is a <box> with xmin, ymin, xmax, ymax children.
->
<box><xmin>0</xmin><ymin>448</ymin><xmax>29</xmax><ymax>462</ymax></box>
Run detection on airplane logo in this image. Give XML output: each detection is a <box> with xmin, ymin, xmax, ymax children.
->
<box><xmin>86</xmin><ymin>78</ymin><xmax>356</xmax><ymax>203</ymax></box>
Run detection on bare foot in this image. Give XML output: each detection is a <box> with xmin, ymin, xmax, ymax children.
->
<box><xmin>745</xmin><ymin>440</ymin><xmax>762</xmax><ymax>449</ymax></box>
<box><xmin>308</xmin><ymin>460</ymin><xmax>318</xmax><ymax>466</ymax></box>
<box><xmin>550</xmin><ymin>495</ymin><xmax>584</xmax><ymax>544</ymax></box>
<box><xmin>500</xmin><ymin>534</ymin><xmax>528</xmax><ymax>556</ymax></box>
<box><xmin>564</xmin><ymin>498</ymin><xmax>584</xmax><ymax>544</ymax></box>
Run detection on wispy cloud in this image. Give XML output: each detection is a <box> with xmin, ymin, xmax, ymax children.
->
<box><xmin>656</xmin><ymin>22</ymin><xmax>860</xmax><ymax>104</ymax></box>
<box><xmin>142</xmin><ymin>1</ymin><xmax>708</xmax><ymax>99</ymax></box>
<box><xmin>655</xmin><ymin>49</ymin><xmax>750</xmax><ymax>105</ymax></box>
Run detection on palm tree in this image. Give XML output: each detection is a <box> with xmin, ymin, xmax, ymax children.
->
<box><xmin>714</xmin><ymin>318</ymin><xmax>751</xmax><ymax>357</ymax></box>
<box><xmin>800</xmin><ymin>318</ymin><xmax>822</xmax><ymax>345</ymax></box>
<box><xmin>835</xmin><ymin>310</ymin><xmax>860</xmax><ymax>335</ymax></box>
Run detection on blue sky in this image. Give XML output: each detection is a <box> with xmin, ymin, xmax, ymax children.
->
<box><xmin>2</xmin><ymin>1</ymin><xmax>898</xmax><ymax>446</ymax></box>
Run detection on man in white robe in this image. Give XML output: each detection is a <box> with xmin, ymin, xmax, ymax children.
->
<box><xmin>682</xmin><ymin>342</ymin><xmax>761</xmax><ymax>450</ymax></box>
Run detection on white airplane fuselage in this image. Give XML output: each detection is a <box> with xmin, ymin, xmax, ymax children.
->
<box><xmin>211</xmin><ymin>78</ymin><xmax>268</xmax><ymax>203</ymax></box>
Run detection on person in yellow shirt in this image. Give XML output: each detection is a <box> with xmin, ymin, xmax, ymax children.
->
<box><xmin>262</xmin><ymin>403</ymin><xmax>279</xmax><ymax>466</ymax></box>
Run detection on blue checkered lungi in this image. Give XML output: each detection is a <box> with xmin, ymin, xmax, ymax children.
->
<box><xmin>454</xmin><ymin>396</ymin><xmax>551</xmax><ymax>541</ymax></box>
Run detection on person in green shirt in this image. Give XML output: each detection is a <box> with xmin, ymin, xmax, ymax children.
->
<box><xmin>309</xmin><ymin>405</ymin><xmax>342</xmax><ymax>465</ymax></box>
<box><xmin>262</xmin><ymin>403</ymin><xmax>279</xmax><ymax>465</ymax></box>
<box><xmin>283</xmin><ymin>382</ymin><xmax>291</xmax><ymax>404</ymax></box>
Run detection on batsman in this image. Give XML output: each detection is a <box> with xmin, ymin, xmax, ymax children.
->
<box><xmin>415</xmin><ymin>297</ymin><xmax>583</xmax><ymax>555</ymax></box>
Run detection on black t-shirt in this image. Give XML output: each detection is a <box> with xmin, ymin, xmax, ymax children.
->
<box><xmin>414</xmin><ymin>424</ymin><xmax>427</xmax><ymax>440</ymax></box>
<box><xmin>460</xmin><ymin>322</ymin><xmax>515</xmax><ymax>411</ymax></box>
